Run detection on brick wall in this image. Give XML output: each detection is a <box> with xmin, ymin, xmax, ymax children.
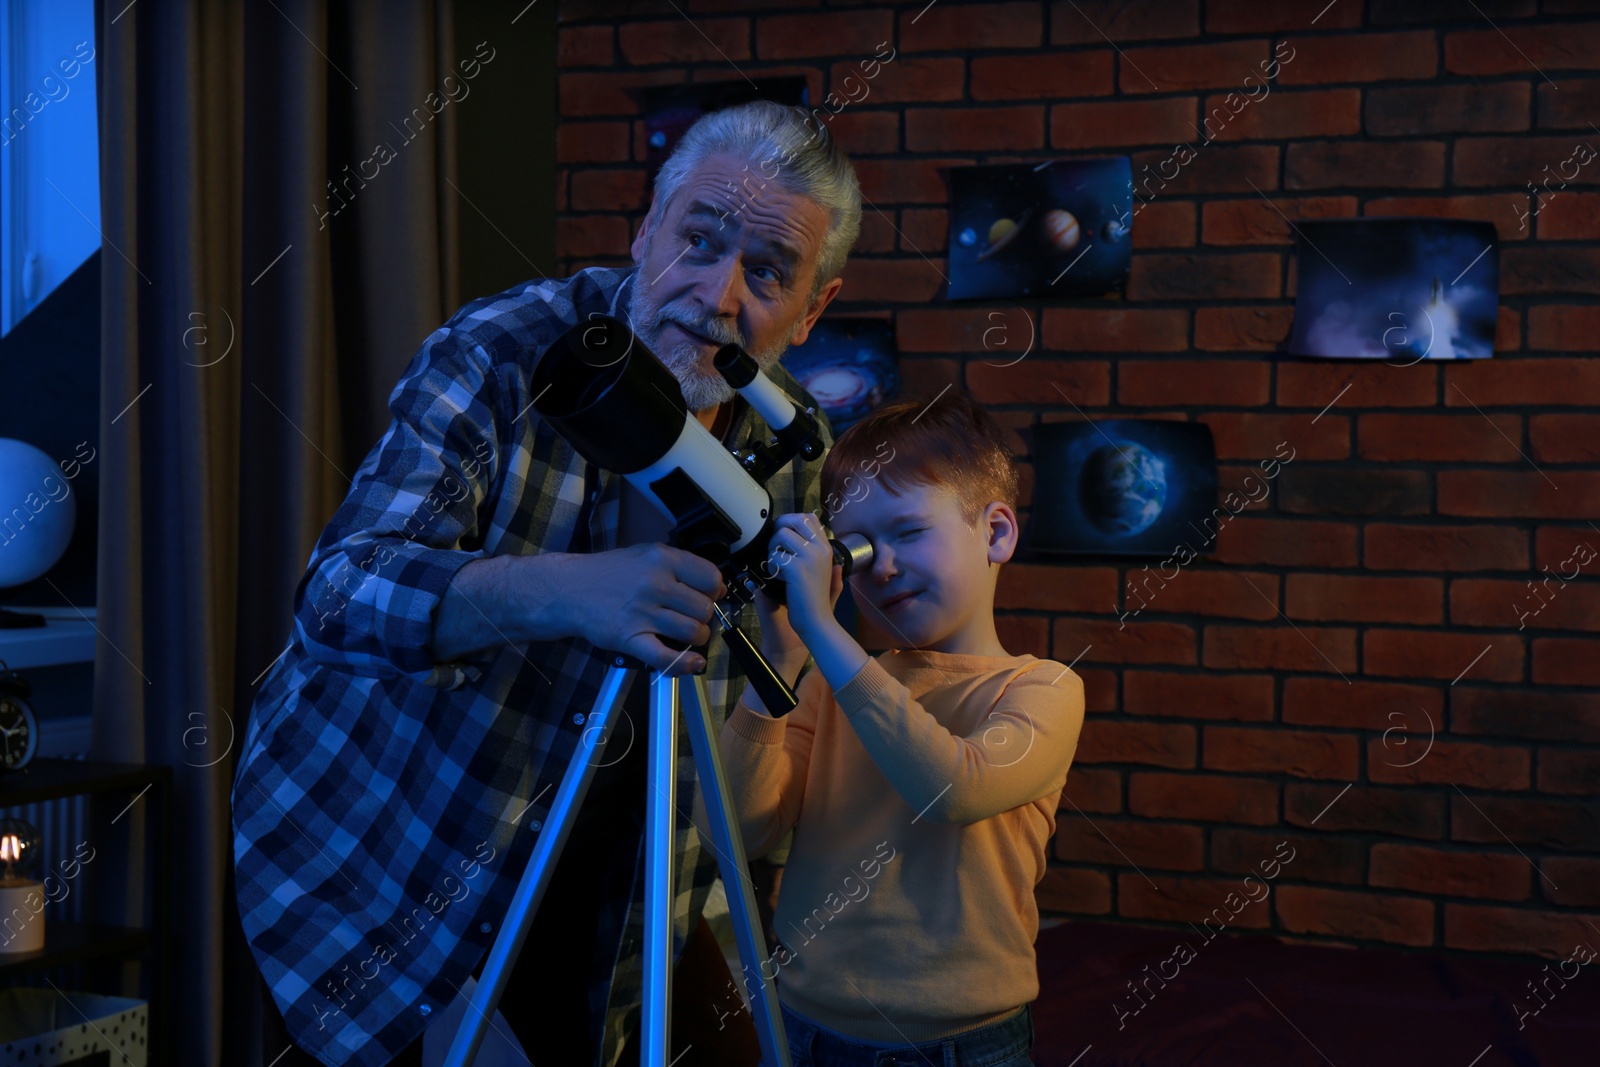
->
<box><xmin>554</xmin><ymin>0</ymin><xmax>1600</xmax><ymax>960</ymax></box>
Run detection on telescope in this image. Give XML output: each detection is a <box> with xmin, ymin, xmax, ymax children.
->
<box><xmin>529</xmin><ymin>314</ymin><xmax>872</xmax><ymax>716</ymax></box>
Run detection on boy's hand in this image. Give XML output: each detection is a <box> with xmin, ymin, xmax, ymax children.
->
<box><xmin>765</xmin><ymin>513</ymin><xmax>845</xmax><ymax>639</ymax></box>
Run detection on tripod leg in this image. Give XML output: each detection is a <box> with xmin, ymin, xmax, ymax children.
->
<box><xmin>680</xmin><ymin>674</ymin><xmax>793</xmax><ymax>1067</ymax></box>
<box><xmin>443</xmin><ymin>659</ymin><xmax>636</xmax><ymax>1067</ymax></box>
<box><xmin>642</xmin><ymin>669</ymin><xmax>679</xmax><ymax>1067</ymax></box>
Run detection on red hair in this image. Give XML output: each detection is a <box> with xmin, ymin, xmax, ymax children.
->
<box><xmin>819</xmin><ymin>388</ymin><xmax>1019</xmax><ymax>529</ymax></box>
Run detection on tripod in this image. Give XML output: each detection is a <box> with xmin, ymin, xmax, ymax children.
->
<box><xmin>442</xmin><ymin>650</ymin><xmax>792</xmax><ymax>1067</ymax></box>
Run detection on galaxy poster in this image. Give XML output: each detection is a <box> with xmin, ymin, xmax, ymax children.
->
<box><xmin>1288</xmin><ymin>218</ymin><xmax>1500</xmax><ymax>361</ymax></box>
<box><xmin>632</xmin><ymin>78</ymin><xmax>811</xmax><ymax>186</ymax></box>
<box><xmin>1025</xmin><ymin>419</ymin><xmax>1218</xmax><ymax>558</ymax></box>
<box><xmin>781</xmin><ymin>317</ymin><xmax>899</xmax><ymax>434</ymax></box>
<box><xmin>945</xmin><ymin>158</ymin><xmax>1134</xmax><ymax>301</ymax></box>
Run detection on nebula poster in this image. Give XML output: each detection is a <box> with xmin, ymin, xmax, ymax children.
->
<box><xmin>782</xmin><ymin>317</ymin><xmax>899</xmax><ymax>434</ymax></box>
<box><xmin>945</xmin><ymin>158</ymin><xmax>1134</xmax><ymax>301</ymax></box>
<box><xmin>1025</xmin><ymin>419</ymin><xmax>1218</xmax><ymax>557</ymax></box>
<box><xmin>1288</xmin><ymin>218</ymin><xmax>1500</xmax><ymax>361</ymax></box>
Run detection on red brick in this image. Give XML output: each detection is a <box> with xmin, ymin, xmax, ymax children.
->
<box><xmin>1122</xmin><ymin>569</ymin><xmax>1281</xmax><ymax>621</ymax></box>
<box><xmin>1455</xmin><ymin>135</ymin><xmax>1600</xmax><ymax>187</ymax></box>
<box><xmin>1445</xmin><ymin>23</ymin><xmax>1600</xmax><ymax>76</ymax></box>
<box><xmin>906</xmin><ymin>105</ymin><xmax>1044</xmax><ymax>152</ymax></box>
<box><xmin>1192</xmin><ymin>307</ymin><xmax>1293</xmax><ymax>351</ymax></box>
<box><xmin>1119</xmin><ymin>359</ymin><xmax>1270</xmax><ymax>406</ymax></box>
<box><xmin>1541</xmin><ymin>857</ymin><xmax>1600</xmax><ymax>906</ymax></box>
<box><xmin>1534</xmin><ymin>414</ymin><xmax>1600</xmax><ymax>463</ymax></box>
<box><xmin>557</xmin><ymin>121</ymin><xmax>631</xmax><ymax>163</ymax></box>
<box><xmin>820</xmin><ymin>110</ymin><xmax>900</xmax><ymax>156</ymax></box>
<box><xmin>851</xmin><ymin>157</ymin><xmax>965</xmax><ymax>203</ymax></box>
<box><xmin>900</xmin><ymin>2</ymin><xmax>1041</xmax><ymax>49</ymax></box>
<box><xmin>1368</xmin><ymin>0</ymin><xmax>1534</xmax><ymax>21</ymax></box>
<box><xmin>835</xmin><ymin>258</ymin><xmax>944</xmax><ymax>304</ymax></box>
<box><xmin>1130</xmin><ymin>200</ymin><xmax>1196</xmax><ymax>248</ymax></box>
<box><xmin>1207</xmin><ymin>0</ymin><xmax>1361</xmax><ymax>31</ymax></box>
<box><xmin>895</xmin><ymin>208</ymin><xmax>942</xmax><ymax>254</ymax></box>
<box><xmin>1280</xmin><ymin>31</ymin><xmax>1438</xmax><ymax>84</ymax></box>
<box><xmin>1278</xmin><ymin>885</ymin><xmax>1435</xmax><ymax>946</ymax></box>
<box><xmin>1452</xmin><ymin>686</ymin><xmax>1600</xmax><ymax>744</ymax></box>
<box><xmin>1534</xmin><ymin>638</ymin><xmax>1600</xmax><ymax>686</ymax></box>
<box><xmin>1286</xmin><ymin>574</ymin><xmax>1443</xmax><ymax>625</ymax></box>
<box><xmin>1287</xmin><ymin>141</ymin><xmax>1447</xmax><ymax>189</ymax></box>
<box><xmin>1536</xmin><ymin>77</ymin><xmax>1600</xmax><ymax>128</ymax></box>
<box><xmin>995</xmin><ymin>564</ymin><xmax>1118</xmax><ymax>613</ymax></box>
<box><xmin>845</xmin><ymin>212</ymin><xmax>894</xmax><ymax>254</ymax></box>
<box><xmin>1056</xmin><ymin>818</ymin><xmax>1205</xmax><ymax>869</ymax></box>
<box><xmin>1282</xmin><ymin>677</ymin><xmax>1444</xmax><ymax>731</ymax></box>
<box><xmin>1451</xmin><ymin>794</ymin><xmax>1600</xmax><ymax>851</ymax></box>
<box><xmin>1452</xmin><ymin>578</ymin><xmax>1600</xmax><ymax>631</ymax></box>
<box><xmin>560</xmin><ymin>71</ymin><xmax>685</xmax><ymax>117</ymax></box>
<box><xmin>1528</xmin><ymin>307</ymin><xmax>1600</xmax><ymax>352</ymax></box>
<box><xmin>1129</xmin><ymin>772</ymin><xmax>1279</xmax><ymax>824</ymax></box>
<box><xmin>1440</xmin><ymin>471</ymin><xmax>1600</xmax><ymax>520</ymax></box>
<box><xmin>1538</xmin><ymin>749</ymin><xmax>1600</xmax><ymax>795</ymax></box>
<box><xmin>1364</xmin><ymin>194</ymin><xmax>1532</xmax><ymax>244</ymax></box>
<box><xmin>1119</xmin><ymin>40</ymin><xmax>1269</xmax><ymax>94</ymax></box>
<box><xmin>1132</xmin><ymin>144</ymin><xmax>1280</xmax><ymax>195</ymax></box>
<box><xmin>1205</xmin><ymin>726</ymin><xmax>1359</xmax><ymax>779</ymax></box>
<box><xmin>1041</xmin><ymin>309</ymin><xmax>1190</xmax><ymax>353</ymax></box>
<box><xmin>1050</xmin><ymin>98</ymin><xmax>1198</xmax><ymax>149</ymax></box>
<box><xmin>557</xmin><ymin>216</ymin><xmax>629</xmax><ymax>258</ymax></box>
<box><xmin>1502</xmin><ymin>247</ymin><xmax>1600</xmax><ymax>297</ymax></box>
<box><xmin>1201</xmin><ymin>412</ymin><xmax>1345</xmax><ymax>462</ymax></box>
<box><xmin>1366</xmin><ymin>629</ymin><xmax>1523</xmax><ymax>682</ymax></box>
<box><xmin>842</xmin><ymin>57</ymin><xmax>965</xmax><ymax>104</ymax></box>
<box><xmin>1054</xmin><ymin>0</ymin><xmax>1200</xmax><ymax>44</ymax></box>
<box><xmin>1213</xmin><ymin>829</ymin><xmax>1363</xmax><ymax>885</ymax></box>
<box><xmin>968</xmin><ymin>359</ymin><xmax>1110</xmax><ymax>407</ymax></box>
<box><xmin>892</xmin><ymin>358</ymin><xmax>958</xmax><ymax>405</ymax></box>
<box><xmin>1369</xmin><ymin>737</ymin><xmax>1531</xmax><ymax>790</ymax></box>
<box><xmin>897</xmin><ymin>308</ymin><xmax>1011</xmax><ymax>352</ymax></box>
<box><xmin>1202</xmin><ymin>196</ymin><xmax>1356</xmax><ymax>245</ymax></box>
<box><xmin>1366</xmin><ymin>82</ymin><xmax>1530</xmax><ymax>135</ymax></box>
<box><xmin>1205</xmin><ymin>88</ymin><xmax>1360</xmax><ymax>141</ymax></box>
<box><xmin>1204</xmin><ymin>624</ymin><xmax>1357</xmax><ymax>673</ymax></box>
<box><xmin>996</xmin><ymin>615</ymin><xmax>1049</xmax><ymax>658</ymax></box>
<box><xmin>1358</xmin><ymin>413</ymin><xmax>1524</xmax><ymax>463</ymax></box>
<box><xmin>757</xmin><ymin>11</ymin><xmax>893</xmax><ymax>60</ymax></box>
<box><xmin>1212</xmin><ymin>518</ymin><xmax>1360</xmax><ymax>568</ymax></box>
<box><xmin>1127</xmin><ymin>253</ymin><xmax>1281</xmax><ymax>301</ymax></box>
<box><xmin>1536</xmin><ymin>527</ymin><xmax>1600</xmax><ymax>573</ymax></box>
<box><xmin>1370</xmin><ymin>843</ymin><xmax>1530</xmax><ymax>900</ymax></box>
<box><xmin>1119</xmin><ymin>873</ymin><xmax>1273</xmax><ymax>927</ymax></box>
<box><xmin>1075</xmin><ymin>721</ymin><xmax>1196</xmax><ymax>768</ymax></box>
<box><xmin>1365</xmin><ymin>523</ymin><xmax>1528</xmax><ymax>573</ymax></box>
<box><xmin>1124</xmin><ymin>671</ymin><xmax>1276</xmax><ymax>722</ymax></box>
<box><xmin>616</xmin><ymin>17</ymin><xmax>748</xmax><ymax>65</ymax></box>
<box><xmin>1540</xmin><ymin>193</ymin><xmax>1600</xmax><ymax>240</ymax></box>
<box><xmin>1286</xmin><ymin>783</ymin><xmax>1445</xmax><ymax>839</ymax></box>
<box><xmin>558</xmin><ymin>25</ymin><xmax>613</xmax><ymax>67</ymax></box>
<box><xmin>1277</xmin><ymin>361</ymin><xmax>1439</xmax><ymax>407</ymax></box>
<box><xmin>1445</xmin><ymin>904</ymin><xmax>1600</xmax><ymax>958</ymax></box>
<box><xmin>1051</xmin><ymin>618</ymin><xmax>1196</xmax><ymax>665</ymax></box>
<box><xmin>1060</xmin><ymin>767</ymin><xmax>1122</xmax><ymax>814</ymax></box>
<box><xmin>971</xmin><ymin>51</ymin><xmax>1114</xmax><ymax>100</ymax></box>
<box><xmin>568</xmin><ymin>168</ymin><xmax>648</xmax><ymax>212</ymax></box>
<box><xmin>1036</xmin><ymin>867</ymin><xmax>1111</xmax><ymax>914</ymax></box>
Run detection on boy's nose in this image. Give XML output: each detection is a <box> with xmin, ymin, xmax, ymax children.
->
<box><xmin>870</xmin><ymin>543</ymin><xmax>898</xmax><ymax>581</ymax></box>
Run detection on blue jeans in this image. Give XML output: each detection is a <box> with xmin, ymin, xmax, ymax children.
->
<box><xmin>781</xmin><ymin>1001</ymin><xmax>1035</xmax><ymax>1067</ymax></box>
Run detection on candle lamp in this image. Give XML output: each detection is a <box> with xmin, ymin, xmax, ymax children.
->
<box><xmin>0</xmin><ymin>817</ymin><xmax>44</xmax><ymax>953</ymax></box>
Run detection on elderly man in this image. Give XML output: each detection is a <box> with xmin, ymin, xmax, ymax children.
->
<box><xmin>232</xmin><ymin>99</ymin><xmax>861</xmax><ymax>1067</ymax></box>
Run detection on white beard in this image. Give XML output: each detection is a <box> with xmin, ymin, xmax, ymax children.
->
<box><xmin>627</xmin><ymin>253</ymin><xmax>796</xmax><ymax>413</ymax></box>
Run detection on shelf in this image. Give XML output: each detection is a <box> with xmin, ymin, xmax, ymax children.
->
<box><xmin>0</xmin><ymin>921</ymin><xmax>153</xmax><ymax>977</ymax></box>
<box><xmin>0</xmin><ymin>607</ymin><xmax>97</xmax><ymax>670</ymax></box>
<box><xmin>0</xmin><ymin>758</ymin><xmax>171</xmax><ymax>806</ymax></box>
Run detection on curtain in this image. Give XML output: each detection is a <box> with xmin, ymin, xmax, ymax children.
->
<box><xmin>93</xmin><ymin>1</ymin><xmax>460</xmax><ymax>1062</ymax></box>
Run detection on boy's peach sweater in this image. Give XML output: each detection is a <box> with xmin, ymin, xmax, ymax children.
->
<box><xmin>716</xmin><ymin>646</ymin><xmax>1086</xmax><ymax>1044</ymax></box>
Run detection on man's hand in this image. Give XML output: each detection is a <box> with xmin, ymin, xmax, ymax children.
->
<box><xmin>561</xmin><ymin>543</ymin><xmax>728</xmax><ymax>675</ymax></box>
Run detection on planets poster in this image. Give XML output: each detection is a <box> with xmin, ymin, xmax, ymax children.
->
<box><xmin>781</xmin><ymin>317</ymin><xmax>899</xmax><ymax>434</ymax></box>
<box><xmin>945</xmin><ymin>158</ymin><xmax>1134</xmax><ymax>301</ymax></box>
<box><xmin>1025</xmin><ymin>419</ymin><xmax>1218</xmax><ymax>557</ymax></box>
<box><xmin>1288</xmin><ymin>218</ymin><xmax>1500</xmax><ymax>361</ymax></box>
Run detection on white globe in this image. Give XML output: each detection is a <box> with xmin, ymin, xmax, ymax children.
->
<box><xmin>0</xmin><ymin>439</ymin><xmax>77</xmax><ymax>588</ymax></box>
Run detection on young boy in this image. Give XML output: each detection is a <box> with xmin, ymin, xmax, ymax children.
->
<box><xmin>717</xmin><ymin>390</ymin><xmax>1086</xmax><ymax>1067</ymax></box>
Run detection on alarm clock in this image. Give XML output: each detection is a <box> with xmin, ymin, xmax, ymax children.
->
<box><xmin>0</xmin><ymin>660</ymin><xmax>38</xmax><ymax>771</ymax></box>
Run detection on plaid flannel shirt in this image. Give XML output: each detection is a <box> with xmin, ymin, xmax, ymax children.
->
<box><xmin>231</xmin><ymin>264</ymin><xmax>831</xmax><ymax>1067</ymax></box>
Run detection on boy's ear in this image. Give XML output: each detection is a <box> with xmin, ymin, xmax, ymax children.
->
<box><xmin>985</xmin><ymin>502</ymin><xmax>1019</xmax><ymax>565</ymax></box>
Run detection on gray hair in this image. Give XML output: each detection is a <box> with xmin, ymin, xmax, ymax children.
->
<box><xmin>648</xmin><ymin>100</ymin><xmax>862</xmax><ymax>304</ymax></box>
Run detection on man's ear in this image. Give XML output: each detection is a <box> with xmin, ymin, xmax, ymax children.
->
<box><xmin>788</xmin><ymin>275</ymin><xmax>845</xmax><ymax>347</ymax></box>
